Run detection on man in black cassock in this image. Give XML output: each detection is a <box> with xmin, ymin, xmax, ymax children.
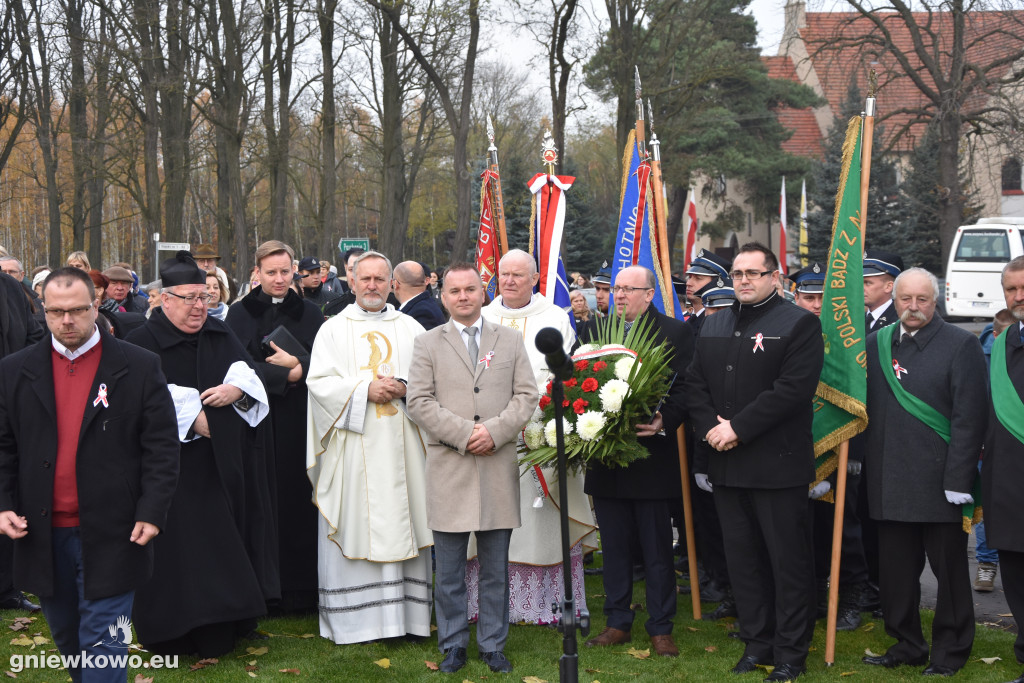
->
<box><xmin>226</xmin><ymin>240</ymin><xmax>323</xmax><ymax>613</ymax></box>
<box><xmin>126</xmin><ymin>251</ymin><xmax>279</xmax><ymax>657</ymax></box>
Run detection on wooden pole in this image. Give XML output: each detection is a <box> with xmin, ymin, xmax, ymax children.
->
<box><xmin>824</xmin><ymin>440</ymin><xmax>850</xmax><ymax>665</ymax></box>
<box><xmin>676</xmin><ymin>425</ymin><xmax>701</xmax><ymax>619</ymax></box>
<box><xmin>486</xmin><ymin>116</ymin><xmax>509</xmax><ymax>256</ymax></box>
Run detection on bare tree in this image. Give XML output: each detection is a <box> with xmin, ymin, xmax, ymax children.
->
<box><xmin>364</xmin><ymin>0</ymin><xmax>481</xmax><ymax>261</ymax></box>
<box><xmin>811</xmin><ymin>0</ymin><xmax>1024</xmax><ymax>260</ymax></box>
<box><xmin>0</xmin><ymin>1</ymin><xmax>31</xmax><ymax>180</ymax></box>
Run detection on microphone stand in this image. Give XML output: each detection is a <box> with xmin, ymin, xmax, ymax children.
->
<box><xmin>551</xmin><ymin>375</ymin><xmax>590</xmax><ymax>682</ymax></box>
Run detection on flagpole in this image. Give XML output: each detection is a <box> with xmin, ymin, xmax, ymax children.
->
<box><xmin>825</xmin><ymin>82</ymin><xmax>875</xmax><ymax>667</ymax></box>
<box><xmin>799</xmin><ymin>179</ymin><xmax>809</xmax><ymax>267</ymax></box>
<box><xmin>647</xmin><ymin>99</ymin><xmax>674</xmax><ymax>309</ymax></box>
<box><xmin>487</xmin><ymin>116</ymin><xmax>509</xmax><ymax>257</ymax></box>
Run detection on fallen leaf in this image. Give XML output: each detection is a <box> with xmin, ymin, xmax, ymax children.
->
<box><xmin>8</xmin><ymin>636</ymin><xmax>32</xmax><ymax>647</ymax></box>
<box><xmin>626</xmin><ymin>648</ymin><xmax>650</xmax><ymax>660</ymax></box>
<box><xmin>246</xmin><ymin>646</ymin><xmax>269</xmax><ymax>656</ymax></box>
<box><xmin>705</xmin><ymin>646</ymin><xmax>717</xmax><ymax>652</ymax></box>
<box><xmin>584</xmin><ymin>669</ymin><xmax>603</xmax><ymax>673</ymax></box>
<box><xmin>522</xmin><ymin>677</ymin><xmax>548</xmax><ymax>683</ymax></box>
<box><xmin>247</xmin><ymin>672</ymin><xmax>257</xmax><ymax>678</ymax></box>
<box><xmin>31</xmin><ymin>636</ymin><xmax>48</xmax><ymax>646</ymax></box>
<box><xmin>248</xmin><ymin>660</ymin><xmax>257</xmax><ymax>666</ymax></box>
<box><xmin>999</xmin><ymin>613</ymin><xmax>1013</xmax><ymax>617</ymax></box>
<box><xmin>190</xmin><ymin>658</ymin><xmax>219</xmax><ymax>671</ymax></box>
<box><xmin>839</xmin><ymin>672</ymin><xmax>856</xmax><ymax>677</ymax></box>
<box><xmin>8</xmin><ymin>623</ymin><xmax>24</xmax><ymax>632</ymax></box>
<box><xmin>278</xmin><ymin>669</ymin><xmax>301</xmax><ymax>675</ymax></box>
<box><xmin>374</xmin><ymin>658</ymin><xmax>390</xmax><ymax>669</ymax></box>
<box><xmin>430</xmin><ymin>625</ymin><xmax>438</xmax><ymax>632</ymax></box>
<box><xmin>629</xmin><ymin>603</ymin><xmax>644</xmax><ymax>611</ymax></box>
<box><xmin>686</xmin><ymin>627</ymin><xmax>698</xmax><ymax>632</ymax></box>
<box><xmin>245</xmin><ymin>665</ymin><xmax>258</xmax><ymax>672</ymax></box>
<box><xmin>300</xmin><ymin>633</ymin><xmax>315</xmax><ymax>638</ymax></box>
<box><xmin>864</xmin><ymin>649</ymin><xmax>879</xmax><ymax>658</ymax></box>
<box><xmin>424</xmin><ymin>660</ymin><xmax>439</xmax><ymax>671</ymax></box>
<box><xmin>133</xmin><ymin>675</ymin><xmax>153</xmax><ymax>683</ymax></box>
<box><xmin>979</xmin><ymin>657</ymin><xmax>1002</xmax><ymax>664</ymax></box>
<box><xmin>4</xmin><ymin>673</ymin><xmax>16</xmax><ymax>679</ymax></box>
<box><xmin>859</xmin><ymin>622</ymin><xmax>875</xmax><ymax>632</ymax></box>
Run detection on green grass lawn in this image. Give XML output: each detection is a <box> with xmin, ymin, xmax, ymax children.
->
<box><xmin>0</xmin><ymin>567</ymin><xmax>1019</xmax><ymax>682</ymax></box>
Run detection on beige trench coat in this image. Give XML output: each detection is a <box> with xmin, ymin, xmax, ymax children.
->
<box><xmin>406</xmin><ymin>319</ymin><xmax>539</xmax><ymax>533</ymax></box>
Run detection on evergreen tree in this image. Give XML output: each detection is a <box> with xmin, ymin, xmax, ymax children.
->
<box><xmin>806</xmin><ymin>83</ymin><xmax>900</xmax><ymax>264</ymax></box>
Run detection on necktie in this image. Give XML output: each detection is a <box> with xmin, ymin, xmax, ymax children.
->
<box><xmin>465</xmin><ymin>326</ymin><xmax>478</xmax><ymax>364</ymax></box>
<box><xmin>865</xmin><ymin>312</ymin><xmax>873</xmax><ymax>331</ymax></box>
<box><xmin>624</xmin><ymin>321</ymin><xmax>633</xmax><ymax>334</ymax></box>
<box><xmin>900</xmin><ymin>332</ymin><xmax>911</xmax><ymax>346</ymax></box>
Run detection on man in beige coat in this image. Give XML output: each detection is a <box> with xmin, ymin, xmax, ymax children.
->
<box><xmin>407</xmin><ymin>263</ymin><xmax>539</xmax><ymax>675</ymax></box>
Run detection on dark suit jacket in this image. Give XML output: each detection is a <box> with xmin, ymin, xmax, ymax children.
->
<box><xmin>584</xmin><ymin>308</ymin><xmax>694</xmax><ymax>500</ymax></box>
<box><xmin>982</xmin><ymin>323</ymin><xmax>1024</xmax><ymax>552</ymax></box>
<box><xmin>867</xmin><ymin>300</ymin><xmax>898</xmax><ymax>333</ymax></box>
<box><xmin>864</xmin><ymin>315</ymin><xmax>987</xmax><ymax>523</ymax></box>
<box><xmin>685</xmin><ymin>292</ymin><xmax>823</xmax><ymax>489</ymax></box>
<box><xmin>400</xmin><ymin>290</ymin><xmax>447</xmax><ymax>330</ymax></box>
<box><xmin>0</xmin><ymin>327</ymin><xmax>179</xmax><ymax>599</ymax></box>
<box><xmin>0</xmin><ymin>273</ymin><xmax>43</xmax><ymax>357</ymax></box>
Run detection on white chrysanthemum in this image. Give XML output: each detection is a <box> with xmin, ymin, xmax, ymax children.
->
<box><xmin>524</xmin><ymin>421</ymin><xmax>545</xmax><ymax>450</ymax></box>
<box><xmin>575</xmin><ymin>343</ymin><xmax>598</xmax><ymax>353</ymax></box>
<box><xmin>544</xmin><ymin>418</ymin><xmax>574</xmax><ymax>447</ymax></box>
<box><xmin>614</xmin><ymin>357</ymin><xmax>637</xmax><ymax>380</ymax></box>
<box><xmin>599</xmin><ymin>378</ymin><xmax>630</xmax><ymax>413</ymax></box>
<box><xmin>577</xmin><ymin>411</ymin><xmax>607</xmax><ymax>441</ymax></box>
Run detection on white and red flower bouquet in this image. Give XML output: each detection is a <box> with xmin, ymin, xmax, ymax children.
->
<box><xmin>520</xmin><ymin>314</ymin><xmax>673</xmax><ymax>470</ymax></box>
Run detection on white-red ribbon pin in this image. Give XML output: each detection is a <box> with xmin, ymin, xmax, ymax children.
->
<box><xmin>752</xmin><ymin>333</ymin><xmax>765</xmax><ymax>353</ymax></box>
<box><xmin>93</xmin><ymin>383</ymin><xmax>109</xmax><ymax>408</ymax></box>
<box><xmin>892</xmin><ymin>359</ymin><xmax>908</xmax><ymax>380</ymax></box>
<box><xmin>479</xmin><ymin>351</ymin><xmax>495</xmax><ymax>369</ymax></box>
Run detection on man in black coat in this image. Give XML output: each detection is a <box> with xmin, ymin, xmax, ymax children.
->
<box><xmin>863</xmin><ymin>249</ymin><xmax>903</xmax><ymax>333</ymax></box>
<box><xmin>0</xmin><ymin>272</ymin><xmax>43</xmax><ymax>613</ymax></box>
<box><xmin>226</xmin><ymin>240</ymin><xmax>324</xmax><ymax>613</ymax></box>
<box><xmin>0</xmin><ymin>267</ymin><xmax>179</xmax><ymax>683</ymax></box>
<box><xmin>126</xmin><ymin>252</ymin><xmax>278</xmax><ymax>658</ymax></box>
<box><xmin>862</xmin><ymin>268</ymin><xmax>987</xmax><ymax>676</ymax></box>
<box><xmin>583</xmin><ymin>265</ymin><xmax>693</xmax><ymax>658</ymax></box>
<box><xmin>983</xmin><ymin>257</ymin><xmax>1024</xmax><ymax>683</ymax></box>
<box><xmin>685</xmin><ymin>242</ymin><xmax>823</xmax><ymax>682</ymax></box>
<box><xmin>393</xmin><ymin>260</ymin><xmax>446</xmax><ymax>330</ymax></box>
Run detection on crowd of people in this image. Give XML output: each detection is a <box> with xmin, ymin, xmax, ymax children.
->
<box><xmin>0</xmin><ymin>237</ymin><xmax>1021</xmax><ymax>683</ymax></box>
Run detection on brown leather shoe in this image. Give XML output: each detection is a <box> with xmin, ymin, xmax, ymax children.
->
<box><xmin>585</xmin><ymin>626</ymin><xmax>631</xmax><ymax>647</ymax></box>
<box><xmin>651</xmin><ymin>634</ymin><xmax>679</xmax><ymax>657</ymax></box>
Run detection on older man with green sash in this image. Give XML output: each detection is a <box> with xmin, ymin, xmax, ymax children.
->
<box><xmin>982</xmin><ymin>256</ymin><xmax>1024</xmax><ymax>683</ymax></box>
<box><xmin>862</xmin><ymin>267</ymin><xmax>988</xmax><ymax>677</ymax></box>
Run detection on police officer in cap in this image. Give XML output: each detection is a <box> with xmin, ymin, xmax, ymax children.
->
<box><xmin>864</xmin><ymin>250</ymin><xmax>904</xmax><ymax>332</ymax></box>
<box><xmin>791</xmin><ymin>263</ymin><xmax>825</xmax><ymax>317</ymax></box>
<box><xmin>592</xmin><ymin>262</ymin><xmax>612</xmax><ymax>318</ymax></box>
<box><xmin>684</xmin><ymin>250</ymin><xmax>732</xmax><ymax>335</ymax></box>
<box><xmin>700</xmin><ymin>283</ymin><xmax>736</xmax><ymax>312</ymax></box>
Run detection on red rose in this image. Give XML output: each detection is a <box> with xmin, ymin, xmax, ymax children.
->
<box><xmin>593</xmin><ymin>361</ymin><xmax>608</xmax><ymax>371</ymax></box>
<box><xmin>581</xmin><ymin>377</ymin><xmax>599</xmax><ymax>393</ymax></box>
<box><xmin>539</xmin><ymin>395</ymin><xmax>551</xmax><ymax>409</ymax></box>
<box><xmin>575</xmin><ymin>359</ymin><xmax>590</xmax><ymax>371</ymax></box>
<box><xmin>572</xmin><ymin>398</ymin><xmax>589</xmax><ymax>415</ymax></box>
<box><xmin>564</xmin><ymin>378</ymin><xmax>578</xmax><ymax>388</ymax></box>
<box><xmin>545</xmin><ymin>381</ymin><xmax>553</xmax><ymax>395</ymax></box>
<box><xmin>562</xmin><ymin>400</ymin><xmax>571</xmax><ymax>407</ymax></box>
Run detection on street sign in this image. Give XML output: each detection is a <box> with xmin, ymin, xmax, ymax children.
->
<box><xmin>156</xmin><ymin>241</ymin><xmax>191</xmax><ymax>251</ymax></box>
<box><xmin>337</xmin><ymin>237</ymin><xmax>370</xmax><ymax>253</ymax></box>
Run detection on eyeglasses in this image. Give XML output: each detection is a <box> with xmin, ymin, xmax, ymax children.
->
<box><xmin>44</xmin><ymin>304</ymin><xmax>93</xmax><ymax>319</ymax></box>
<box><xmin>612</xmin><ymin>286</ymin><xmax>653</xmax><ymax>295</ymax></box>
<box><xmin>729</xmin><ymin>270</ymin><xmax>775</xmax><ymax>281</ymax></box>
<box><xmin>165</xmin><ymin>292</ymin><xmax>214</xmax><ymax>306</ymax></box>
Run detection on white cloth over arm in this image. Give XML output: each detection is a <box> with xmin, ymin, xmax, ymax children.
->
<box><xmin>223</xmin><ymin>360</ymin><xmax>270</xmax><ymax>427</ymax></box>
<box><xmin>168</xmin><ymin>383</ymin><xmax>203</xmax><ymax>442</ymax></box>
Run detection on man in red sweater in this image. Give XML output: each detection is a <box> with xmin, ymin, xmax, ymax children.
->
<box><xmin>0</xmin><ymin>267</ymin><xmax>179</xmax><ymax>683</ymax></box>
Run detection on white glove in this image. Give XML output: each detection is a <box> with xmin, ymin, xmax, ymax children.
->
<box><xmin>694</xmin><ymin>473</ymin><xmax>713</xmax><ymax>493</ymax></box>
<box><xmin>809</xmin><ymin>481</ymin><xmax>831</xmax><ymax>500</ymax></box>
<box><xmin>847</xmin><ymin>460</ymin><xmax>862</xmax><ymax>476</ymax></box>
<box><xmin>944</xmin><ymin>490</ymin><xmax>974</xmax><ymax>505</ymax></box>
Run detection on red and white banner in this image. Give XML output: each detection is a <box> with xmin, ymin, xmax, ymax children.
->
<box><xmin>476</xmin><ymin>170</ymin><xmax>500</xmax><ymax>299</ymax></box>
<box><xmin>528</xmin><ymin>173</ymin><xmax>574</xmax><ymax>307</ymax></box>
<box><xmin>682</xmin><ymin>186</ymin><xmax>698</xmax><ymax>273</ymax></box>
<box><xmin>779</xmin><ymin>176</ymin><xmax>788</xmax><ymax>275</ymax></box>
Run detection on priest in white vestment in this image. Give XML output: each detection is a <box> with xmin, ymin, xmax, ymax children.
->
<box><xmin>306</xmin><ymin>251</ymin><xmax>433</xmax><ymax>644</ymax></box>
<box><xmin>470</xmin><ymin>249</ymin><xmax>597</xmax><ymax>625</ymax></box>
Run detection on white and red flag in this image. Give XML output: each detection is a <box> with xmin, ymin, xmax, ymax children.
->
<box><xmin>779</xmin><ymin>176</ymin><xmax>789</xmax><ymax>275</ymax></box>
<box><xmin>476</xmin><ymin>170</ymin><xmax>500</xmax><ymax>299</ymax></box>
<box><xmin>682</xmin><ymin>186</ymin><xmax>699</xmax><ymax>273</ymax></box>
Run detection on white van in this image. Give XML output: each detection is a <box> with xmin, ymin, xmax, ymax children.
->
<box><xmin>944</xmin><ymin>217</ymin><xmax>1024</xmax><ymax>318</ymax></box>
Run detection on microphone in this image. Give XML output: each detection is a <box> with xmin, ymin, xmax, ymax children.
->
<box><xmin>536</xmin><ymin>327</ymin><xmax>574</xmax><ymax>381</ymax></box>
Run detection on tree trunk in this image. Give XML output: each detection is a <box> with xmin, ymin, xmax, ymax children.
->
<box><xmin>377</xmin><ymin>13</ymin><xmax>408</xmax><ymax>259</ymax></box>
<box><xmin>318</xmin><ymin>0</ymin><xmax>337</xmax><ymax>260</ymax></box>
<box><xmin>87</xmin><ymin>9</ymin><xmax>112</xmax><ymax>268</ymax></box>
<box><xmin>66</xmin><ymin>0</ymin><xmax>89</xmax><ymax>252</ymax></box>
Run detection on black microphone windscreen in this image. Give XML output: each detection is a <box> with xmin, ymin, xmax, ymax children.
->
<box><xmin>535</xmin><ymin>327</ymin><xmax>564</xmax><ymax>354</ymax></box>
